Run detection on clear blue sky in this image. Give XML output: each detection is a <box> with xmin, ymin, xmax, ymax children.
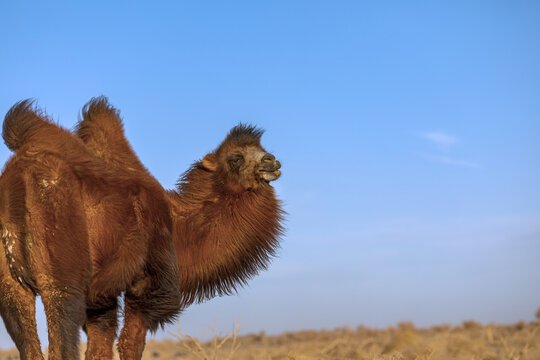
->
<box><xmin>1</xmin><ymin>0</ymin><xmax>539</xmax><ymax>349</ymax></box>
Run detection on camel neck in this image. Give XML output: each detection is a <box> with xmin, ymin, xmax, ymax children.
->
<box><xmin>167</xmin><ymin>165</ymin><xmax>283</xmax><ymax>306</ymax></box>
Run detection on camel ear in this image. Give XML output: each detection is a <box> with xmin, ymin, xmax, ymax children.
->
<box><xmin>201</xmin><ymin>153</ymin><xmax>218</xmax><ymax>171</ymax></box>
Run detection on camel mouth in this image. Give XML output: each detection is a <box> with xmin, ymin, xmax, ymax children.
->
<box><xmin>259</xmin><ymin>170</ymin><xmax>281</xmax><ymax>182</ymax></box>
<box><xmin>257</xmin><ymin>155</ymin><xmax>281</xmax><ymax>182</ymax></box>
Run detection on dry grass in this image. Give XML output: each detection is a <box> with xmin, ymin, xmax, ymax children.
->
<box><xmin>144</xmin><ymin>318</ymin><xmax>540</xmax><ymax>360</ymax></box>
<box><xmin>0</xmin><ymin>319</ymin><xmax>539</xmax><ymax>359</ymax></box>
<box><xmin>167</xmin><ymin>319</ymin><xmax>241</xmax><ymax>360</ymax></box>
<box><xmin>145</xmin><ymin>321</ymin><xmax>540</xmax><ymax>360</ymax></box>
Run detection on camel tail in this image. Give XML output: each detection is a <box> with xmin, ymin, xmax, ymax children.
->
<box><xmin>2</xmin><ymin>99</ymin><xmax>48</xmax><ymax>152</ymax></box>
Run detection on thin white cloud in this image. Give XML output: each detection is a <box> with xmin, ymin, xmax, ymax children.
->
<box><xmin>421</xmin><ymin>131</ymin><xmax>459</xmax><ymax>147</ymax></box>
<box><xmin>421</xmin><ymin>153</ymin><xmax>481</xmax><ymax>168</ymax></box>
<box><xmin>418</xmin><ymin>131</ymin><xmax>479</xmax><ymax>168</ymax></box>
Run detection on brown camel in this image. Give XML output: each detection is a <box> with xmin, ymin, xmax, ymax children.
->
<box><xmin>0</xmin><ymin>98</ymin><xmax>284</xmax><ymax>359</ymax></box>
<box><xmin>75</xmin><ymin>97</ymin><xmax>284</xmax><ymax>359</ymax></box>
<box><xmin>0</xmin><ymin>101</ymin><xmax>182</xmax><ymax>359</ymax></box>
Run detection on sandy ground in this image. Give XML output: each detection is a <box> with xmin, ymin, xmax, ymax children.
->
<box><xmin>0</xmin><ymin>319</ymin><xmax>539</xmax><ymax>359</ymax></box>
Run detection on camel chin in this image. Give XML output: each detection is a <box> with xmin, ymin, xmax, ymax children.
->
<box><xmin>260</xmin><ymin>170</ymin><xmax>281</xmax><ymax>182</ymax></box>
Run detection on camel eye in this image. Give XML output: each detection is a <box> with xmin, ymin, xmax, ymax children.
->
<box><xmin>227</xmin><ymin>154</ymin><xmax>244</xmax><ymax>170</ymax></box>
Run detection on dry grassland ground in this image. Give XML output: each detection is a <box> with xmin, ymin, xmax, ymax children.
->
<box><xmin>1</xmin><ymin>318</ymin><xmax>539</xmax><ymax>360</ymax></box>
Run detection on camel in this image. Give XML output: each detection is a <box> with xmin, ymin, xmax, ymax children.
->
<box><xmin>0</xmin><ymin>98</ymin><xmax>284</xmax><ymax>359</ymax></box>
<box><xmin>0</xmin><ymin>101</ymin><xmax>182</xmax><ymax>359</ymax></box>
<box><xmin>75</xmin><ymin>97</ymin><xmax>284</xmax><ymax>359</ymax></box>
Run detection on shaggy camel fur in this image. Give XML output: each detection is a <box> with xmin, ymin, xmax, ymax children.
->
<box><xmin>75</xmin><ymin>97</ymin><xmax>284</xmax><ymax>359</ymax></box>
<box><xmin>0</xmin><ymin>97</ymin><xmax>284</xmax><ymax>359</ymax></box>
<box><xmin>0</xmin><ymin>101</ymin><xmax>181</xmax><ymax>360</ymax></box>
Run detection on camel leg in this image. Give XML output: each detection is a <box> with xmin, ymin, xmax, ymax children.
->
<box><xmin>24</xmin><ymin>174</ymin><xmax>92</xmax><ymax>360</ymax></box>
<box><xmin>40</xmin><ymin>285</ymin><xmax>86</xmax><ymax>360</ymax></box>
<box><xmin>84</xmin><ymin>297</ymin><xmax>118</xmax><ymax>360</ymax></box>
<box><xmin>0</xmin><ymin>277</ymin><xmax>43</xmax><ymax>359</ymax></box>
<box><xmin>117</xmin><ymin>297</ymin><xmax>147</xmax><ymax>360</ymax></box>
<box><xmin>117</xmin><ymin>253</ymin><xmax>181</xmax><ymax>360</ymax></box>
<box><xmin>117</xmin><ymin>282</ymin><xmax>182</xmax><ymax>359</ymax></box>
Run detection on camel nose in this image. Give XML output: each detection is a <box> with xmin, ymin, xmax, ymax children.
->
<box><xmin>261</xmin><ymin>153</ymin><xmax>280</xmax><ymax>171</ymax></box>
<box><xmin>262</xmin><ymin>153</ymin><xmax>275</xmax><ymax>163</ymax></box>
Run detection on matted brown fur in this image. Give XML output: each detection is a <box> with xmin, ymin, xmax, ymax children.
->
<box><xmin>74</xmin><ymin>97</ymin><xmax>285</xmax><ymax>359</ymax></box>
<box><xmin>0</xmin><ymin>101</ymin><xmax>181</xmax><ymax>360</ymax></box>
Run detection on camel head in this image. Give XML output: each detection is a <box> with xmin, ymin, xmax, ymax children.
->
<box><xmin>201</xmin><ymin>124</ymin><xmax>281</xmax><ymax>192</ymax></box>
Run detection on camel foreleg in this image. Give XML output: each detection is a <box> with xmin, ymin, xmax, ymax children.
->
<box><xmin>84</xmin><ymin>296</ymin><xmax>118</xmax><ymax>360</ymax></box>
<box><xmin>117</xmin><ymin>299</ymin><xmax>147</xmax><ymax>360</ymax></box>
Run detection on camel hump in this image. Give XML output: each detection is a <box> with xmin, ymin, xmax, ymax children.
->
<box><xmin>77</xmin><ymin>96</ymin><xmax>124</xmax><ymax>140</ymax></box>
<box><xmin>2</xmin><ymin>99</ymin><xmax>49</xmax><ymax>152</ymax></box>
<box><xmin>77</xmin><ymin>96</ymin><xmax>150</xmax><ymax>173</ymax></box>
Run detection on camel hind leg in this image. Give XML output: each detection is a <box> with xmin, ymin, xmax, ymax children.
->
<box><xmin>0</xmin><ymin>272</ymin><xmax>43</xmax><ymax>359</ymax></box>
<box><xmin>38</xmin><ymin>284</ymin><xmax>86</xmax><ymax>360</ymax></box>
<box><xmin>26</xmin><ymin>178</ymin><xmax>91</xmax><ymax>360</ymax></box>
<box><xmin>0</xmin><ymin>217</ymin><xmax>43</xmax><ymax>358</ymax></box>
